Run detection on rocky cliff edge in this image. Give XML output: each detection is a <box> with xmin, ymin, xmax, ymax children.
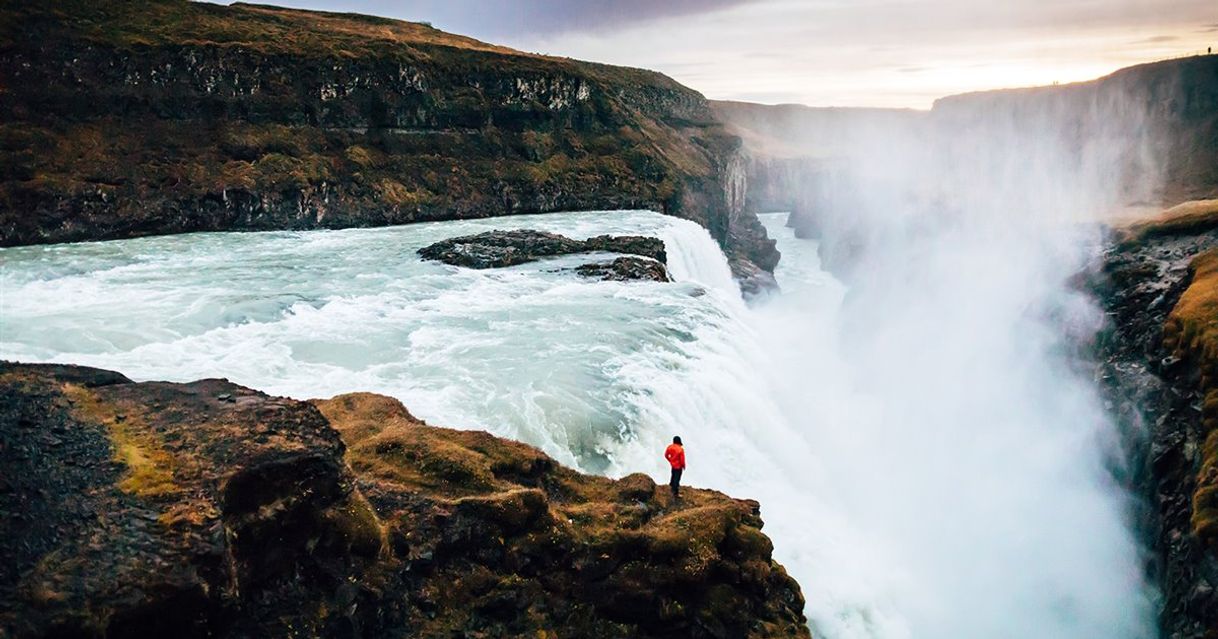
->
<box><xmin>0</xmin><ymin>362</ymin><xmax>810</xmax><ymax>638</ymax></box>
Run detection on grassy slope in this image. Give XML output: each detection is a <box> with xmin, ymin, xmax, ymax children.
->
<box><xmin>1121</xmin><ymin>199</ymin><xmax>1218</xmax><ymax>242</ymax></box>
<box><xmin>1175</xmin><ymin>249</ymin><xmax>1218</xmax><ymax>541</ymax></box>
<box><xmin>313</xmin><ymin>391</ymin><xmax>810</xmax><ymax>637</ymax></box>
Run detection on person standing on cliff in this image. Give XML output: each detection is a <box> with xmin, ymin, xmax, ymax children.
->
<box><xmin>664</xmin><ymin>436</ymin><xmax>686</xmax><ymax>500</ymax></box>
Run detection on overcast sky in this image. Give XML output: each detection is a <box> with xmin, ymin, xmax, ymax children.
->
<box><xmin>229</xmin><ymin>0</ymin><xmax>1216</xmax><ymax>108</ymax></box>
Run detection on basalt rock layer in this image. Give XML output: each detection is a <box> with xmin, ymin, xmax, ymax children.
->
<box><xmin>0</xmin><ymin>363</ymin><xmax>810</xmax><ymax>639</ymax></box>
<box><xmin>0</xmin><ymin>0</ymin><xmax>778</xmax><ymax>290</ymax></box>
<box><xmin>1093</xmin><ymin>201</ymin><xmax>1218</xmax><ymax>638</ymax></box>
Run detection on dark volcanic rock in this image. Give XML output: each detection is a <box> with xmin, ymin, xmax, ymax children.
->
<box><xmin>0</xmin><ymin>364</ymin><xmax>811</xmax><ymax>639</ymax></box>
<box><xmin>417</xmin><ymin>229</ymin><xmax>586</xmax><ymax>268</ymax></box>
<box><xmin>583</xmin><ymin>234</ymin><xmax>667</xmax><ymax>262</ymax></box>
<box><xmin>1091</xmin><ymin>213</ymin><xmax>1218</xmax><ymax>638</ymax></box>
<box><xmin>0</xmin><ymin>363</ymin><xmax>382</xmax><ymax>638</ymax></box>
<box><xmin>575</xmin><ymin>257</ymin><xmax>671</xmax><ymax>282</ymax></box>
<box><xmin>418</xmin><ymin>229</ymin><xmax>668</xmax><ymax>271</ymax></box>
<box><xmin>730</xmin><ymin>256</ymin><xmax>780</xmax><ymax>300</ymax></box>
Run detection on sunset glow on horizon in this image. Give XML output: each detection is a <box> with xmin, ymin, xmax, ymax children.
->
<box><xmin>218</xmin><ymin>0</ymin><xmax>1216</xmax><ymax>108</ymax></box>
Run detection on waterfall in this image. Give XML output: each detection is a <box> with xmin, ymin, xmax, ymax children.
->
<box><xmin>656</xmin><ymin>217</ymin><xmax>740</xmax><ymax>292</ymax></box>
<box><xmin>0</xmin><ymin>205</ymin><xmax>1156</xmax><ymax>638</ymax></box>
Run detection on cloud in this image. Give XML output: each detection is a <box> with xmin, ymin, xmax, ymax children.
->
<box><xmin>1136</xmin><ymin>35</ymin><xmax>1179</xmax><ymax>44</ymax></box>
<box><xmin>220</xmin><ymin>0</ymin><xmax>1217</xmax><ymax>107</ymax></box>
<box><xmin>237</xmin><ymin>0</ymin><xmax>757</xmax><ymax>37</ymax></box>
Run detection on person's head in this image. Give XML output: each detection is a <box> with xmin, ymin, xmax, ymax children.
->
<box><xmin>672</xmin><ymin>436</ymin><xmax>682</xmax><ymax>445</ymax></box>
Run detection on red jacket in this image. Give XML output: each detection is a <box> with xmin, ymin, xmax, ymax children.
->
<box><xmin>664</xmin><ymin>444</ymin><xmax>685</xmax><ymax>470</ymax></box>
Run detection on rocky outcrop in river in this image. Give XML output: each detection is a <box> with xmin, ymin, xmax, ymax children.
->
<box><xmin>418</xmin><ymin>229</ymin><xmax>666</xmax><ymax>269</ymax></box>
<box><xmin>574</xmin><ymin>257</ymin><xmax>672</xmax><ymax>283</ymax></box>
<box><xmin>418</xmin><ymin>229</ymin><xmax>672</xmax><ymax>282</ymax></box>
<box><xmin>0</xmin><ymin>0</ymin><xmax>778</xmax><ymax>293</ymax></box>
<box><xmin>1093</xmin><ymin>201</ymin><xmax>1218</xmax><ymax>637</ymax></box>
<box><xmin>0</xmin><ymin>363</ymin><xmax>810</xmax><ymax>638</ymax></box>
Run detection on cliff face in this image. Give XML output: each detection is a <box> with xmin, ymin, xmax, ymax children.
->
<box><xmin>1093</xmin><ymin>202</ymin><xmax>1218</xmax><ymax>638</ymax></box>
<box><xmin>710</xmin><ymin>101</ymin><xmax>924</xmax><ymax>243</ymax></box>
<box><xmin>714</xmin><ymin>56</ymin><xmax>1218</xmax><ymax>249</ymax></box>
<box><xmin>0</xmin><ymin>362</ymin><xmax>810</xmax><ymax>639</ymax></box>
<box><xmin>0</xmin><ymin>0</ymin><xmax>777</xmax><ymax>284</ymax></box>
<box><xmin>933</xmin><ymin>55</ymin><xmax>1218</xmax><ymax>206</ymax></box>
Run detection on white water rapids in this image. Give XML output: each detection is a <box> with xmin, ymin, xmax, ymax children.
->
<box><xmin>0</xmin><ymin>208</ymin><xmax>1155</xmax><ymax>638</ymax></box>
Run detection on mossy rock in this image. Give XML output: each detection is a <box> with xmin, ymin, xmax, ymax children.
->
<box><xmin>2</xmin><ymin>362</ymin><xmax>810</xmax><ymax>638</ymax></box>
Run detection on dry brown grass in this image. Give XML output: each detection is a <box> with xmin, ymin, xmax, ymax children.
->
<box><xmin>1121</xmin><ymin>199</ymin><xmax>1218</xmax><ymax>242</ymax></box>
<box><xmin>26</xmin><ymin>0</ymin><xmax>524</xmax><ymax>59</ymax></box>
<box><xmin>311</xmin><ymin>392</ymin><xmax>758</xmax><ymax>553</ymax></box>
<box><xmin>232</xmin><ymin>3</ymin><xmax>525</xmax><ymax>56</ymax></box>
<box><xmin>62</xmin><ymin>383</ymin><xmax>180</xmax><ymax>499</ymax></box>
<box><xmin>1170</xmin><ymin>250</ymin><xmax>1218</xmax><ymax>541</ymax></box>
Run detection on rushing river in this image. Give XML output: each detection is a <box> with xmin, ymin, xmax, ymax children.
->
<box><xmin>0</xmin><ymin>209</ymin><xmax>1155</xmax><ymax>638</ymax></box>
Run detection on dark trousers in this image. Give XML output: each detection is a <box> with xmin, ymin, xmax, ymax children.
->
<box><xmin>669</xmin><ymin>468</ymin><xmax>683</xmax><ymax>497</ymax></box>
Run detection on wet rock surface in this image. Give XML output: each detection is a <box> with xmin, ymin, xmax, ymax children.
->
<box><xmin>418</xmin><ymin>229</ymin><xmax>667</xmax><ymax>271</ymax></box>
<box><xmin>1092</xmin><ymin>217</ymin><xmax>1218</xmax><ymax>638</ymax></box>
<box><xmin>574</xmin><ymin>256</ymin><xmax>671</xmax><ymax>282</ymax></box>
<box><xmin>583</xmin><ymin>234</ymin><xmax>668</xmax><ymax>262</ymax></box>
<box><xmin>729</xmin><ymin>256</ymin><xmax>780</xmax><ymax>300</ymax></box>
<box><xmin>0</xmin><ymin>364</ymin><xmax>810</xmax><ymax>638</ymax></box>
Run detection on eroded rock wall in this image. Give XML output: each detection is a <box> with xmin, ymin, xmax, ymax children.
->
<box><xmin>1094</xmin><ymin>214</ymin><xmax>1218</xmax><ymax>637</ymax></box>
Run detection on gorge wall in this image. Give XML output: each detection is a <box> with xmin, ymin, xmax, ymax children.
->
<box><xmin>0</xmin><ymin>0</ymin><xmax>777</xmax><ymax>286</ymax></box>
<box><xmin>715</xmin><ymin>54</ymin><xmax>1218</xmax><ymax>253</ymax></box>
<box><xmin>1095</xmin><ymin>203</ymin><xmax>1218</xmax><ymax>639</ymax></box>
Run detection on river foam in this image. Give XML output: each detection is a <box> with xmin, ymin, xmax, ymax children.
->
<box><xmin>0</xmin><ymin>208</ymin><xmax>1154</xmax><ymax>638</ymax></box>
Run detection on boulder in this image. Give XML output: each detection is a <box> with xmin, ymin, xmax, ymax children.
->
<box><xmin>418</xmin><ymin>229</ymin><xmax>671</xmax><ymax>274</ymax></box>
<box><xmin>583</xmin><ymin>235</ymin><xmax>667</xmax><ymax>262</ymax></box>
<box><xmin>417</xmin><ymin>229</ymin><xmax>586</xmax><ymax>268</ymax></box>
<box><xmin>575</xmin><ymin>256</ymin><xmax>671</xmax><ymax>282</ymax></box>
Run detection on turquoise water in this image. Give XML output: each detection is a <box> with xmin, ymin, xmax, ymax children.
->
<box><xmin>0</xmin><ymin>209</ymin><xmax>1154</xmax><ymax>638</ymax></box>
